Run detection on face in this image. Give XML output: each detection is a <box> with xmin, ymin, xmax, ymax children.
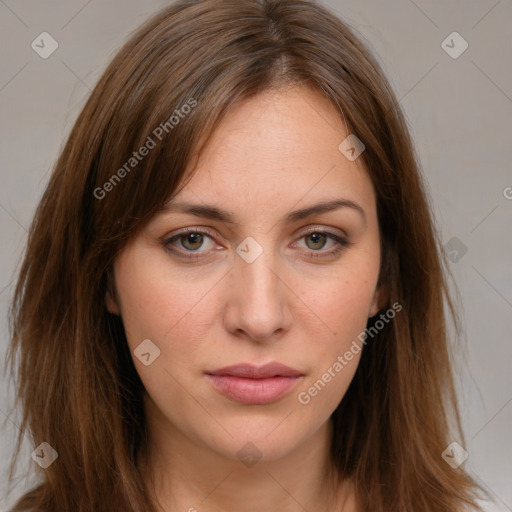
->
<box><xmin>107</xmin><ymin>85</ymin><xmax>384</xmax><ymax>464</ymax></box>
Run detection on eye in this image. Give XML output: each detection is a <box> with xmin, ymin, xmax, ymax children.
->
<box><xmin>292</xmin><ymin>228</ymin><xmax>352</xmax><ymax>259</ymax></box>
<box><xmin>163</xmin><ymin>227</ymin><xmax>219</xmax><ymax>259</ymax></box>
<box><xmin>163</xmin><ymin>227</ymin><xmax>352</xmax><ymax>261</ymax></box>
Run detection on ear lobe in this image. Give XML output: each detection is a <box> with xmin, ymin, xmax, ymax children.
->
<box><xmin>369</xmin><ymin>285</ymin><xmax>386</xmax><ymax>318</ymax></box>
<box><xmin>105</xmin><ymin>267</ymin><xmax>121</xmax><ymax>315</ymax></box>
<box><xmin>105</xmin><ymin>290</ymin><xmax>120</xmax><ymax>315</ymax></box>
<box><xmin>368</xmin><ymin>296</ymin><xmax>380</xmax><ymax>318</ymax></box>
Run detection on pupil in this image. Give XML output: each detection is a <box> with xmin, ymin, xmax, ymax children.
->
<box><xmin>185</xmin><ymin>233</ymin><xmax>202</xmax><ymax>250</ymax></box>
<box><xmin>308</xmin><ymin>233</ymin><xmax>325</xmax><ymax>249</ymax></box>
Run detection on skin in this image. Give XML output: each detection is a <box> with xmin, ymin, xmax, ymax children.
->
<box><xmin>107</xmin><ymin>84</ymin><xmax>384</xmax><ymax>512</ymax></box>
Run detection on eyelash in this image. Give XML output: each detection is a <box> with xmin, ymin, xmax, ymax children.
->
<box><xmin>163</xmin><ymin>227</ymin><xmax>353</xmax><ymax>261</ymax></box>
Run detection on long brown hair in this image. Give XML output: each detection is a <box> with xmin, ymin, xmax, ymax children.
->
<box><xmin>5</xmin><ymin>0</ymin><xmax>486</xmax><ymax>510</ymax></box>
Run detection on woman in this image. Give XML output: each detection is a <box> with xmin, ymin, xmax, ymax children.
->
<box><xmin>5</xmin><ymin>0</ymin><xmax>486</xmax><ymax>510</ymax></box>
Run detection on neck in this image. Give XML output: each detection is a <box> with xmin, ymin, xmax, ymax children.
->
<box><xmin>139</xmin><ymin>401</ymin><xmax>349</xmax><ymax>512</ymax></box>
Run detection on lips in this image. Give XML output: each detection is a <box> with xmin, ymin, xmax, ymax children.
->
<box><xmin>208</xmin><ymin>362</ymin><xmax>303</xmax><ymax>379</ymax></box>
<box><xmin>206</xmin><ymin>362</ymin><xmax>304</xmax><ymax>404</ymax></box>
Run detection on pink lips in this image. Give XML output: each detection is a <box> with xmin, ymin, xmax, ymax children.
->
<box><xmin>206</xmin><ymin>362</ymin><xmax>304</xmax><ymax>405</ymax></box>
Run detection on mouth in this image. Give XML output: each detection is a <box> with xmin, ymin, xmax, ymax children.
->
<box><xmin>205</xmin><ymin>362</ymin><xmax>304</xmax><ymax>405</ymax></box>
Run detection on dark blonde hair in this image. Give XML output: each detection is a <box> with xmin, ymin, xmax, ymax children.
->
<box><xmin>5</xmin><ymin>0</ymin><xmax>485</xmax><ymax>510</ymax></box>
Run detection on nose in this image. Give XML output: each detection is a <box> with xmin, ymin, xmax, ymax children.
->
<box><xmin>223</xmin><ymin>243</ymin><xmax>293</xmax><ymax>343</ymax></box>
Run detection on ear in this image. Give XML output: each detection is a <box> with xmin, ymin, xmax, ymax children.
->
<box><xmin>368</xmin><ymin>283</ymin><xmax>387</xmax><ymax>318</ymax></box>
<box><xmin>105</xmin><ymin>269</ymin><xmax>120</xmax><ymax>315</ymax></box>
<box><xmin>106</xmin><ymin>290</ymin><xmax>120</xmax><ymax>315</ymax></box>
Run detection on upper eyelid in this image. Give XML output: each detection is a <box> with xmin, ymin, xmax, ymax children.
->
<box><xmin>164</xmin><ymin>226</ymin><xmax>349</xmax><ymax>251</ymax></box>
<box><xmin>165</xmin><ymin>223</ymin><xmax>348</xmax><ymax>239</ymax></box>
<box><xmin>164</xmin><ymin>225</ymin><xmax>347</xmax><ymax>243</ymax></box>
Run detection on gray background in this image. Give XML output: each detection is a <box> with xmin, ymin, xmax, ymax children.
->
<box><xmin>0</xmin><ymin>0</ymin><xmax>511</xmax><ymax>510</ymax></box>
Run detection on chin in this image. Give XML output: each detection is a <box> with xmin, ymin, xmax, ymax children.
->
<box><xmin>214</xmin><ymin>421</ymin><xmax>311</xmax><ymax>463</ymax></box>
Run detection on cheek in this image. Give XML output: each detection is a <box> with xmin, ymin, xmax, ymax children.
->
<box><xmin>113</xmin><ymin>248</ymin><xmax>216</xmax><ymax>352</ymax></box>
<box><xmin>113</xmin><ymin>252</ymin><xmax>217</xmax><ymax>413</ymax></box>
<box><xmin>301</xmin><ymin>259</ymin><xmax>379</xmax><ymax>338</ymax></box>
<box><xmin>295</xmin><ymin>276</ymin><xmax>371</xmax><ymax>413</ymax></box>
<box><xmin>115</xmin><ymin>242</ymin><xmax>379</xmax><ymax>358</ymax></box>
<box><xmin>296</xmin><ymin>254</ymin><xmax>378</xmax><ymax>402</ymax></box>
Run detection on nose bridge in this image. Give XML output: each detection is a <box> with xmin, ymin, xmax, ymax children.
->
<box><xmin>237</xmin><ymin>234</ymin><xmax>280</xmax><ymax>307</ymax></box>
<box><xmin>227</xmin><ymin>234</ymin><xmax>289</xmax><ymax>340</ymax></box>
<box><xmin>241</xmin><ymin>245</ymin><xmax>277</xmax><ymax>295</ymax></box>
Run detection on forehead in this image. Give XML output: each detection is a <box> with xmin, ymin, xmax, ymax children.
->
<box><xmin>168</xmin><ymin>86</ymin><xmax>376</xmax><ymax>221</ymax></box>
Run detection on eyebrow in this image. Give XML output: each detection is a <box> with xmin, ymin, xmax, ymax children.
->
<box><xmin>163</xmin><ymin>198</ymin><xmax>366</xmax><ymax>225</ymax></box>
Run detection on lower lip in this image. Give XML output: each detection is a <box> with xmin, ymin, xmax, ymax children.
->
<box><xmin>206</xmin><ymin>374</ymin><xmax>303</xmax><ymax>404</ymax></box>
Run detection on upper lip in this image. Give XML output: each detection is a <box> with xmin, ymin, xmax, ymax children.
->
<box><xmin>207</xmin><ymin>362</ymin><xmax>303</xmax><ymax>379</ymax></box>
